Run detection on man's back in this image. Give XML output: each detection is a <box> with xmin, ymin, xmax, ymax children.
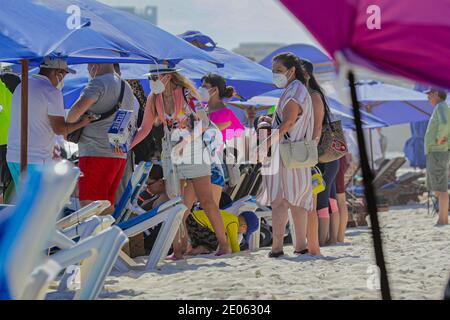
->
<box><xmin>78</xmin><ymin>73</ymin><xmax>134</xmax><ymax>159</ymax></box>
<box><xmin>7</xmin><ymin>75</ymin><xmax>64</xmax><ymax>164</ymax></box>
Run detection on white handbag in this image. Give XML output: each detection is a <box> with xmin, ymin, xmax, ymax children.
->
<box><xmin>279</xmin><ymin>140</ymin><xmax>318</xmax><ymax>169</ymax></box>
<box><xmin>275</xmin><ymin>112</ymin><xmax>318</xmax><ymax>169</ymax></box>
<box><xmin>161</xmin><ymin>129</ymin><xmax>181</xmax><ymax>199</ymax></box>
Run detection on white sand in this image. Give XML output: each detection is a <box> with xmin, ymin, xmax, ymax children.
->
<box><xmin>55</xmin><ymin>205</ymin><xmax>450</xmax><ymax>300</ymax></box>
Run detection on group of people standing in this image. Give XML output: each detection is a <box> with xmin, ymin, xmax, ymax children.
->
<box><xmin>1</xmin><ymin>51</ymin><xmax>356</xmax><ymax>259</ymax></box>
<box><xmin>1</xmin><ymin>51</ymin><xmax>382</xmax><ymax>260</ymax></box>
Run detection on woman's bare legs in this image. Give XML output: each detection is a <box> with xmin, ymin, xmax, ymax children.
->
<box><xmin>337</xmin><ymin>193</ymin><xmax>349</xmax><ymax>242</ymax></box>
<box><xmin>437</xmin><ymin>191</ymin><xmax>449</xmax><ymax>225</ymax></box>
<box><xmin>271</xmin><ymin>197</ymin><xmax>290</xmax><ymax>253</ymax></box>
<box><xmin>171</xmin><ymin>180</ymin><xmax>196</xmax><ymax>259</ymax></box>
<box><xmin>192</xmin><ymin>176</ymin><xmax>230</xmax><ymax>254</ymax></box>
<box><xmin>328</xmin><ymin>211</ymin><xmax>340</xmax><ymax>245</ymax></box>
<box><xmin>318</xmin><ymin>211</ymin><xmax>330</xmax><ymax>246</ymax></box>
<box><xmin>289</xmin><ymin>204</ymin><xmax>308</xmax><ymax>252</ymax></box>
<box><xmin>307</xmin><ymin>196</ymin><xmax>321</xmax><ymax>255</ymax></box>
<box><xmin>211</xmin><ymin>184</ymin><xmax>223</xmax><ymax>207</ymax></box>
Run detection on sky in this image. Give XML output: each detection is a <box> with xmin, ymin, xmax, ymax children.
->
<box><xmin>98</xmin><ymin>0</ymin><xmax>319</xmax><ymax>51</ymax></box>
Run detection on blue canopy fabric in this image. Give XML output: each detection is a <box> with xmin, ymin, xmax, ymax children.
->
<box><xmin>60</xmin><ymin>61</ymin><xmax>271</xmax><ymax>108</ymax></box>
<box><xmin>0</xmin><ymin>0</ymin><xmax>222</xmax><ymax>66</ymax></box>
<box><xmin>33</xmin><ymin>1</ymin><xmax>221</xmax><ymax>65</ymax></box>
<box><xmin>251</xmin><ymin>89</ymin><xmax>388</xmax><ymax>129</ymax></box>
<box><xmin>259</xmin><ymin>43</ymin><xmax>335</xmax><ymax>76</ymax></box>
<box><xmin>403</xmin><ymin>120</ymin><xmax>428</xmax><ymax>169</ymax></box>
<box><xmin>177</xmin><ymin>31</ymin><xmax>274</xmax><ymax>100</ymax></box>
<box><xmin>329</xmin><ymin>81</ymin><xmax>433</xmax><ymax>126</ymax></box>
<box><xmin>0</xmin><ymin>0</ymin><xmax>92</xmax><ymax>62</ymax></box>
<box><xmin>60</xmin><ymin>28</ymin><xmax>278</xmax><ymax>106</ymax></box>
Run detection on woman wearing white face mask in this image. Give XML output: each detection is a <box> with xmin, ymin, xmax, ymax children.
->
<box><xmin>199</xmin><ymin>73</ymin><xmax>244</xmax><ymax>206</ymax></box>
<box><xmin>257</xmin><ymin>53</ymin><xmax>314</xmax><ymax>258</ymax></box>
<box><xmin>128</xmin><ymin>64</ymin><xmax>231</xmax><ymax>259</ymax></box>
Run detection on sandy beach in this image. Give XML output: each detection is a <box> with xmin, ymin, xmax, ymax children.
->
<box><xmin>48</xmin><ymin>205</ymin><xmax>449</xmax><ymax>300</ymax></box>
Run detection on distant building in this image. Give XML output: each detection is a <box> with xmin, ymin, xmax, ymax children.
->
<box><xmin>232</xmin><ymin>42</ymin><xmax>286</xmax><ymax>62</ymax></box>
<box><xmin>114</xmin><ymin>5</ymin><xmax>158</xmax><ymax>25</ymax></box>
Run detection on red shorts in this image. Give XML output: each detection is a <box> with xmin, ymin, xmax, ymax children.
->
<box><xmin>78</xmin><ymin>156</ymin><xmax>127</xmax><ymax>205</ymax></box>
<box><xmin>335</xmin><ymin>156</ymin><xmax>350</xmax><ymax>194</ymax></box>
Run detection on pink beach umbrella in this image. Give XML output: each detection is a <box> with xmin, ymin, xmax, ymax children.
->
<box><xmin>280</xmin><ymin>0</ymin><xmax>450</xmax><ymax>300</ymax></box>
<box><xmin>280</xmin><ymin>0</ymin><xmax>450</xmax><ymax>89</ymax></box>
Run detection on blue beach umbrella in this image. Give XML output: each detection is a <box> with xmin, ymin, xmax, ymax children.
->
<box><xmin>329</xmin><ymin>81</ymin><xmax>433</xmax><ymax>126</ymax></box>
<box><xmin>240</xmin><ymin>89</ymin><xmax>388</xmax><ymax>129</ymax></box>
<box><xmin>177</xmin><ymin>31</ymin><xmax>274</xmax><ymax>100</ymax></box>
<box><xmin>0</xmin><ymin>0</ymin><xmax>221</xmax><ymax>171</ymax></box>
<box><xmin>260</xmin><ymin>43</ymin><xmax>336</xmax><ymax>81</ymax></box>
<box><xmin>25</xmin><ymin>0</ymin><xmax>222</xmax><ymax>66</ymax></box>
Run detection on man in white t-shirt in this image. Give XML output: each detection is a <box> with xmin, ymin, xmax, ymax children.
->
<box><xmin>7</xmin><ymin>57</ymin><xmax>92</xmax><ymax>188</ymax></box>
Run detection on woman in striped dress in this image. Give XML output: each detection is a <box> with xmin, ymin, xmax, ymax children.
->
<box><xmin>257</xmin><ymin>53</ymin><xmax>314</xmax><ymax>258</ymax></box>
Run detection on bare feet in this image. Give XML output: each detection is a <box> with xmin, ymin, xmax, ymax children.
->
<box><xmin>308</xmin><ymin>249</ymin><xmax>321</xmax><ymax>256</ymax></box>
<box><xmin>185</xmin><ymin>245</ymin><xmax>212</xmax><ymax>256</ymax></box>
<box><xmin>166</xmin><ymin>253</ymin><xmax>184</xmax><ymax>261</ymax></box>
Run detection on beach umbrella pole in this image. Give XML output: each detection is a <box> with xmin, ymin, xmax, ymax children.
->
<box><xmin>348</xmin><ymin>70</ymin><xmax>391</xmax><ymax>300</ymax></box>
<box><xmin>369</xmin><ymin>129</ymin><xmax>374</xmax><ymax>170</ymax></box>
<box><xmin>20</xmin><ymin>59</ymin><xmax>28</xmax><ymax>176</ymax></box>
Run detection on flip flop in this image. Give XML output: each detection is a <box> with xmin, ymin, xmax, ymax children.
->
<box><xmin>268</xmin><ymin>251</ymin><xmax>284</xmax><ymax>258</ymax></box>
<box><xmin>294</xmin><ymin>249</ymin><xmax>309</xmax><ymax>255</ymax></box>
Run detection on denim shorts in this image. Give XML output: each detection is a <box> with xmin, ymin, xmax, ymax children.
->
<box><xmin>177</xmin><ymin>163</ymin><xmax>211</xmax><ymax>180</ymax></box>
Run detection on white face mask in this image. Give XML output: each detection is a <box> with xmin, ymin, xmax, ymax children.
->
<box><xmin>198</xmin><ymin>87</ymin><xmax>211</xmax><ymax>102</ymax></box>
<box><xmin>272</xmin><ymin>71</ymin><xmax>289</xmax><ymax>88</ymax></box>
<box><xmin>149</xmin><ymin>79</ymin><xmax>165</xmax><ymax>94</ymax></box>
<box><xmin>56</xmin><ymin>74</ymin><xmax>64</xmax><ymax>90</ymax></box>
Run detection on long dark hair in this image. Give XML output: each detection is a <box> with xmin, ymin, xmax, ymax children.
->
<box><xmin>300</xmin><ymin>59</ymin><xmax>330</xmax><ymax>116</ymax></box>
<box><xmin>272</xmin><ymin>52</ymin><xmax>307</xmax><ymax>85</ymax></box>
<box><xmin>201</xmin><ymin>73</ymin><xmax>235</xmax><ymax>99</ymax></box>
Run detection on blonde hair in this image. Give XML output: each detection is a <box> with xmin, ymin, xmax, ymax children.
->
<box><xmin>149</xmin><ymin>71</ymin><xmax>200</xmax><ymax>120</ymax></box>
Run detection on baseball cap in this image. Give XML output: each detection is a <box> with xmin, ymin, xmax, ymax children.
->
<box><xmin>425</xmin><ymin>88</ymin><xmax>447</xmax><ymax>100</ymax></box>
<box><xmin>240</xmin><ymin>211</ymin><xmax>259</xmax><ymax>243</ymax></box>
<box><xmin>40</xmin><ymin>57</ymin><xmax>76</xmax><ymax>74</ymax></box>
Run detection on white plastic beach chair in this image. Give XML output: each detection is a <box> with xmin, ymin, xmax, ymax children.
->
<box><xmin>114</xmin><ymin>196</ymin><xmax>187</xmax><ymax>271</ymax></box>
<box><xmin>56</xmin><ymin>200</ymin><xmax>111</xmax><ymax>230</ymax></box>
<box><xmin>0</xmin><ymin>162</ymin><xmax>128</xmax><ymax>300</ymax></box>
<box><xmin>47</xmin><ymin>162</ymin><xmax>152</xmax><ymax>288</ymax></box>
